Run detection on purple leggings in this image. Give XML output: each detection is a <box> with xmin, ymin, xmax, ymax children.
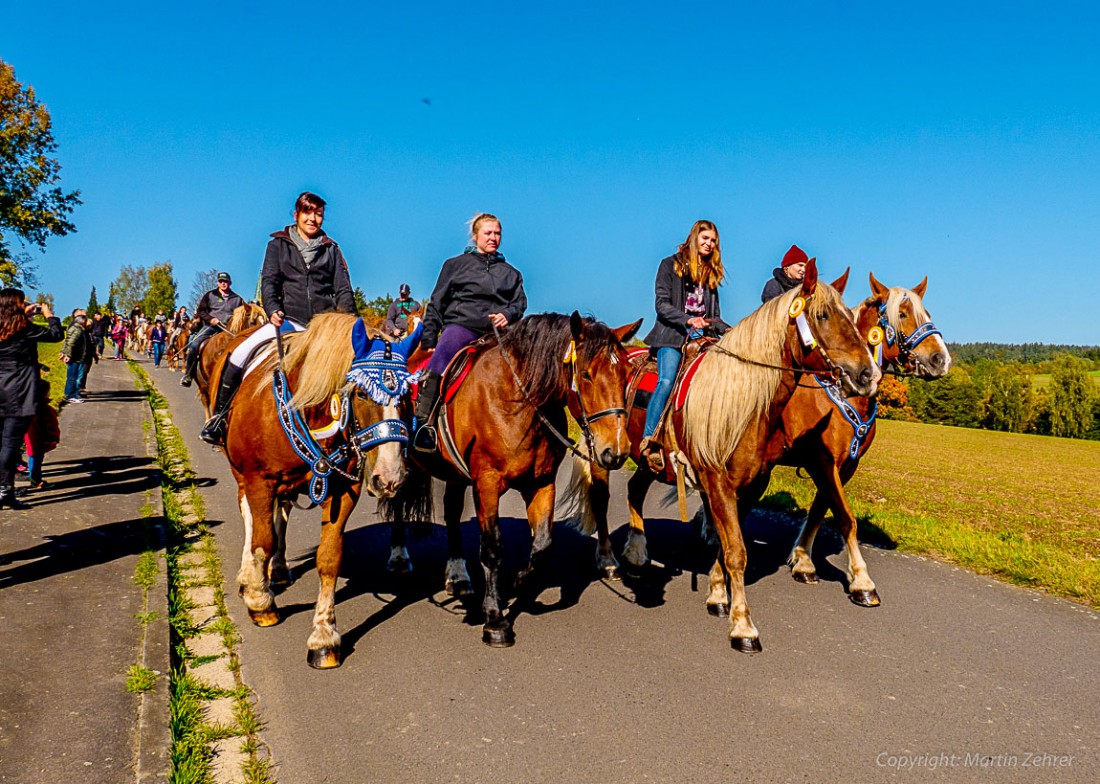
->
<box><xmin>427</xmin><ymin>324</ymin><xmax>481</xmax><ymax>375</ymax></box>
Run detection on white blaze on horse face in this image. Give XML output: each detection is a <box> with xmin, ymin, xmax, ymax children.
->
<box><xmin>367</xmin><ymin>404</ymin><xmax>405</xmax><ymax>498</ymax></box>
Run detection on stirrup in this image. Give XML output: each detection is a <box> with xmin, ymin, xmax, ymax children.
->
<box><xmin>640</xmin><ymin>436</ymin><xmax>665</xmax><ymax>472</ymax></box>
<box><xmin>180</xmin><ymin>374</ymin><xmax>192</xmax><ymax>387</ymax></box>
<box><xmin>413</xmin><ymin>425</ymin><xmax>438</xmax><ymax>453</ymax></box>
<box><xmin>199</xmin><ymin>414</ymin><xmax>227</xmax><ymax>446</ymax></box>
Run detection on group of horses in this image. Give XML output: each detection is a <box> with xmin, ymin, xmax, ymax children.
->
<box><xmin>184</xmin><ymin>260</ymin><xmax>950</xmax><ymax>668</ymax></box>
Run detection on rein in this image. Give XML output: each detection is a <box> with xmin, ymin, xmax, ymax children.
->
<box><xmin>490</xmin><ymin>323</ymin><xmax>621</xmax><ymax>464</ymax></box>
<box><xmin>272</xmin><ymin>368</ymin><xmax>408</xmax><ymax>504</ymax></box>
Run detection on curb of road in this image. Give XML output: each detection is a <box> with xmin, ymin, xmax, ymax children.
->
<box><xmin>132</xmin><ymin>363</ymin><xmax>274</xmax><ymax>784</ymax></box>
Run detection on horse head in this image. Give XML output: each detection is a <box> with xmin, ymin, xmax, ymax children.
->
<box><xmin>787</xmin><ymin>259</ymin><xmax>880</xmax><ymax>397</ymax></box>
<box><xmin>343</xmin><ymin>319</ymin><xmax>423</xmax><ymax>498</ymax></box>
<box><xmin>566</xmin><ymin>311</ymin><xmax>643</xmax><ymax>471</ymax></box>
<box><xmin>867</xmin><ymin>272</ymin><xmax>951</xmax><ymax>379</ymax></box>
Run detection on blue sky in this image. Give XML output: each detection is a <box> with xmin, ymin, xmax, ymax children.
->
<box><xmin>3</xmin><ymin>1</ymin><xmax>1098</xmax><ymax>343</ymax></box>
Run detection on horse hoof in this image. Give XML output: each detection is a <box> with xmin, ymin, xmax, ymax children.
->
<box><xmin>600</xmin><ymin>565</ymin><xmax>622</xmax><ymax>582</ymax></box>
<box><xmin>482</xmin><ymin>627</ymin><xmax>515</xmax><ymax>648</ymax></box>
<box><xmin>849</xmin><ymin>589</ymin><xmax>881</xmax><ymax>607</ymax></box>
<box><xmin>791</xmin><ymin>570</ymin><xmax>818</xmax><ymax>585</ymax></box>
<box><xmin>269</xmin><ymin>567</ymin><xmax>292</xmax><ymax>587</ymax></box>
<box><xmin>707</xmin><ymin>602</ymin><xmax>729</xmax><ymax>618</ymax></box>
<box><xmin>730</xmin><ymin>636</ymin><xmax>763</xmax><ymax>654</ymax></box>
<box><xmin>248</xmin><ymin>608</ymin><xmax>280</xmax><ymax>627</ymax></box>
<box><xmin>307</xmin><ymin>647</ymin><xmax>342</xmax><ymax>669</ymax></box>
<box><xmin>446</xmin><ymin>580</ymin><xmax>474</xmax><ymax>598</ymax></box>
<box><xmin>387</xmin><ymin>558</ymin><xmax>412</xmax><ymax>575</ymax></box>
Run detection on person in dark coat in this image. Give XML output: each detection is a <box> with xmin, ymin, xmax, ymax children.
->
<box><xmin>0</xmin><ymin>289</ymin><xmax>63</xmax><ymax>509</ymax></box>
<box><xmin>200</xmin><ymin>191</ymin><xmax>355</xmax><ymax>445</ymax></box>
<box><xmin>150</xmin><ymin>321</ymin><xmax>168</xmax><ymax>368</ymax></box>
<box><xmin>180</xmin><ymin>272</ymin><xmax>244</xmax><ymax>387</ymax></box>
<box><xmin>640</xmin><ymin>220</ymin><xmax>730</xmax><ymax>470</ymax></box>
<box><xmin>761</xmin><ymin>244</ymin><xmax>812</xmax><ymax>303</ymax></box>
<box><xmin>384</xmin><ymin>283</ymin><xmax>417</xmax><ymax>337</ymax></box>
<box><xmin>414</xmin><ymin>212</ymin><xmax>527</xmax><ymax>452</ymax></box>
<box><xmin>60</xmin><ymin>308</ymin><xmax>90</xmax><ymax>403</ymax></box>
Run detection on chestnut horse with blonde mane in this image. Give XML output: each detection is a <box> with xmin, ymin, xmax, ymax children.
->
<box><xmin>384</xmin><ymin>312</ymin><xmax>642</xmax><ymax>648</ymax></box>
<box><xmin>780</xmin><ymin>273</ymin><xmax>950</xmax><ymax>604</ymax></box>
<box><xmin>216</xmin><ymin>313</ymin><xmax>418</xmax><ymax>668</ymax></box>
<box><xmin>567</xmin><ymin>260</ymin><xmax>879</xmax><ymax>652</ymax></box>
<box><xmin>195</xmin><ymin>303</ymin><xmax>268</xmax><ymax>411</ymax></box>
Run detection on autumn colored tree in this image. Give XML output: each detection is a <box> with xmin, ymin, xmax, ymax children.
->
<box><xmin>874</xmin><ymin>375</ymin><xmax>918</xmax><ymax>421</ymax></box>
<box><xmin>0</xmin><ymin>59</ymin><xmax>81</xmax><ymax>284</ymax></box>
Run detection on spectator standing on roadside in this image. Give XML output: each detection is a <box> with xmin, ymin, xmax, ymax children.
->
<box><xmin>78</xmin><ymin>314</ymin><xmax>96</xmax><ymax>396</ymax></box>
<box><xmin>22</xmin><ymin>379</ymin><xmax>60</xmax><ymax>493</ymax></box>
<box><xmin>0</xmin><ymin>289</ymin><xmax>63</xmax><ymax>509</ymax></box>
<box><xmin>61</xmin><ymin>309</ymin><xmax>90</xmax><ymax>403</ymax></box>
<box><xmin>90</xmin><ymin>312</ymin><xmax>108</xmax><ymax>358</ymax></box>
<box><xmin>110</xmin><ymin>315</ymin><xmax>128</xmax><ymax>360</ymax></box>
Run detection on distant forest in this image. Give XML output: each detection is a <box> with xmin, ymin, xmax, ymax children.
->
<box><xmin>947</xmin><ymin>343</ymin><xmax>1100</xmax><ymax>367</ymax></box>
<box><xmin>878</xmin><ymin>345</ymin><xmax>1099</xmax><ymax>441</ymax></box>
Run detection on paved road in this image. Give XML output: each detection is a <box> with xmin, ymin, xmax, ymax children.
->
<box><xmin>155</xmin><ymin>358</ymin><xmax>1098</xmax><ymax>784</ymax></box>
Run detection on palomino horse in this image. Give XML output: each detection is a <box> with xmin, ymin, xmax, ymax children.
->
<box><xmin>572</xmin><ymin>260</ymin><xmax>878</xmax><ymax>652</ymax></box>
<box><xmin>218</xmin><ymin>313</ymin><xmax>419</xmax><ymax>668</ymax></box>
<box><xmin>782</xmin><ymin>273</ymin><xmax>951</xmax><ymax>603</ymax></box>
<box><xmin>165</xmin><ymin>318</ymin><xmax>196</xmax><ymax>372</ymax></box>
<box><xmin>195</xmin><ymin>303</ymin><xmax>268</xmax><ymax>410</ymax></box>
<box><xmin>384</xmin><ymin>312</ymin><xmax>641</xmax><ymax>648</ymax></box>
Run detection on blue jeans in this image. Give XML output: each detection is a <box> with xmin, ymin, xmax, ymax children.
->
<box><xmin>64</xmin><ymin>361</ymin><xmax>83</xmax><ymax>399</ymax></box>
<box><xmin>643</xmin><ymin>346</ymin><xmax>681</xmax><ymax>438</ymax></box>
<box><xmin>152</xmin><ymin>342</ymin><xmax>164</xmax><ymax>366</ymax></box>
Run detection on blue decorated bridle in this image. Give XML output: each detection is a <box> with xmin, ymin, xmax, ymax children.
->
<box><xmin>874</xmin><ymin>297</ymin><xmax>943</xmax><ymax>376</ymax></box>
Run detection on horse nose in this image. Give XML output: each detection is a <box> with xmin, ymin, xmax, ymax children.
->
<box><xmin>600</xmin><ymin>447</ymin><xmax>626</xmax><ymax>471</ymax></box>
<box><xmin>858</xmin><ymin>366</ymin><xmax>876</xmax><ymax>390</ymax></box>
<box><xmin>370</xmin><ymin>470</ymin><xmax>403</xmax><ymax>498</ymax></box>
<box><xmin>929</xmin><ymin>352</ymin><xmax>947</xmax><ymax>373</ymax></box>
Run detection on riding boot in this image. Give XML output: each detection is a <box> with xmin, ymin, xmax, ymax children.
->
<box><xmin>180</xmin><ymin>347</ymin><xmax>198</xmax><ymax>387</ymax></box>
<box><xmin>200</xmin><ymin>363</ymin><xmax>244</xmax><ymax>446</ymax></box>
<box><xmin>0</xmin><ymin>485</ymin><xmax>29</xmax><ymax>510</ymax></box>
<box><xmin>413</xmin><ymin>371</ymin><xmax>442</xmax><ymax>453</ymax></box>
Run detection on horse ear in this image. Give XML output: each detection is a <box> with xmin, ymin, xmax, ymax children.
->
<box><xmin>612</xmin><ymin>318</ymin><xmax>644</xmax><ymax>345</ymax></box>
<box><xmin>570</xmin><ymin>311</ymin><xmax>586</xmax><ymax>341</ymax></box>
<box><xmin>801</xmin><ymin>257</ymin><xmax>818</xmax><ymax>296</ymax></box>
<box><xmin>830</xmin><ymin>267</ymin><xmax>850</xmax><ymax>296</ymax></box>
<box><xmin>911</xmin><ymin>276</ymin><xmax>928</xmax><ymax>298</ymax></box>
<box><xmin>869</xmin><ymin>271</ymin><xmax>889</xmax><ymax>300</ymax></box>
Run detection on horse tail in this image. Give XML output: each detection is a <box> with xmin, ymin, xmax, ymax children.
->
<box><xmin>555</xmin><ymin>455</ymin><xmax>596</xmax><ymax>535</ymax></box>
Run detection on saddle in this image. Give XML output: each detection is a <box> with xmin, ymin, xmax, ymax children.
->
<box><xmin>628</xmin><ymin>337</ymin><xmax>716</xmax><ymax>476</ymax></box>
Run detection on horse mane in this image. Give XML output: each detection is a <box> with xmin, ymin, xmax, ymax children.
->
<box><xmin>682</xmin><ymin>283</ymin><xmax>847</xmax><ymax>470</ymax></box>
<box><xmin>228</xmin><ymin>303</ymin><xmax>267</xmax><ymax>333</ymax></box>
<box><xmin>495</xmin><ymin>313</ymin><xmax>618</xmax><ymax>409</ymax></box>
<box><xmin>276</xmin><ymin>313</ymin><xmax>371</xmax><ymax>410</ymax></box>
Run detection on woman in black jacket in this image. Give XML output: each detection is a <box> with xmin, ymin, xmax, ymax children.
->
<box><xmin>639</xmin><ymin>220</ymin><xmax>730</xmax><ymax>469</ymax></box>
<box><xmin>0</xmin><ymin>289</ymin><xmax>63</xmax><ymax>509</ymax></box>
<box><xmin>414</xmin><ymin>212</ymin><xmax>527</xmax><ymax>452</ymax></box>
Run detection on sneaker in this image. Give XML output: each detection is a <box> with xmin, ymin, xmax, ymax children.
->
<box><xmin>66</xmin><ymin>397</ymin><xmax>85</xmax><ymax>404</ymax></box>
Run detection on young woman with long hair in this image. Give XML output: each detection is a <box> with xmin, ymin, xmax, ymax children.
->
<box><xmin>639</xmin><ymin>219</ymin><xmax>730</xmax><ymax>470</ymax></box>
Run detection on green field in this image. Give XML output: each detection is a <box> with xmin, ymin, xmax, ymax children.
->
<box><xmin>1028</xmin><ymin>369</ymin><xmax>1100</xmax><ymax>389</ymax></box>
<box><xmin>765</xmin><ymin>419</ymin><xmax>1100</xmax><ymax>608</ymax></box>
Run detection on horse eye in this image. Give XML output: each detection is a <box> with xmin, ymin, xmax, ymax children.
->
<box><xmin>583</xmin><ymin>370</ymin><xmax>593</xmax><ymax>381</ymax></box>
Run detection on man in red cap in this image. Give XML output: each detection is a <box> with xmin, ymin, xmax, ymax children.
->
<box><xmin>761</xmin><ymin>244</ymin><xmax>813</xmax><ymax>302</ymax></box>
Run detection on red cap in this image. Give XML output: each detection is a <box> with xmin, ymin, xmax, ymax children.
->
<box><xmin>782</xmin><ymin>245</ymin><xmax>812</xmax><ymax>268</ymax></box>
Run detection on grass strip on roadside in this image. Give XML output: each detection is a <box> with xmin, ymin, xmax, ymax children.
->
<box><xmin>130</xmin><ymin>362</ymin><xmax>275</xmax><ymax>784</ymax></box>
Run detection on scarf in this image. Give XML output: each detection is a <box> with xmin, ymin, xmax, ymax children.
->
<box><xmin>290</xmin><ymin>225</ymin><xmax>325</xmax><ymax>268</ymax></box>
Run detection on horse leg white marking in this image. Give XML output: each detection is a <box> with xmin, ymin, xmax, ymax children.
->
<box><xmin>622</xmin><ymin>529</ymin><xmax>649</xmax><ymax>568</ymax></box>
<box><xmin>706</xmin><ymin>559</ymin><xmax>729</xmax><ymax>607</ymax></box>
<box><xmin>236</xmin><ymin>494</ymin><xmax>255</xmax><ymax>589</ymax></box>
<box><xmin>444</xmin><ymin>557</ymin><xmax>472</xmax><ymax>595</ymax></box>
<box><xmin>306</xmin><ymin>583</ymin><xmax>340</xmax><ymax>653</ymax></box>
<box><xmin>789</xmin><ymin>516</ymin><xmax>819</xmax><ymax>580</ymax></box>
<box><xmin>387</xmin><ymin>545</ymin><xmax>412</xmax><ymax>574</ymax></box>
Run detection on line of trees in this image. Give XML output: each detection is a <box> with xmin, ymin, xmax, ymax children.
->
<box><xmin>879</xmin><ymin>353</ymin><xmax>1099</xmax><ymax>440</ymax></box>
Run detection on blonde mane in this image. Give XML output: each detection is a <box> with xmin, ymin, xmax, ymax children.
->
<box><xmin>268</xmin><ymin>312</ymin><xmax>368</xmax><ymax>410</ymax></box>
<box><xmin>856</xmin><ymin>286</ymin><xmax>931</xmax><ymax>331</ymax></box>
<box><xmin>681</xmin><ymin>283</ymin><xmax>847</xmax><ymax>470</ymax></box>
<box><xmin>228</xmin><ymin>303</ymin><xmax>267</xmax><ymax>333</ymax></box>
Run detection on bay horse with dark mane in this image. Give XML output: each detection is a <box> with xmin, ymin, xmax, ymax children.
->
<box><xmin>781</xmin><ymin>273</ymin><xmax>950</xmax><ymax>603</ymax></box>
<box><xmin>384</xmin><ymin>312</ymin><xmax>641</xmax><ymax>648</ymax></box>
<box><xmin>217</xmin><ymin>313</ymin><xmax>418</xmax><ymax>668</ymax></box>
<box><xmin>568</xmin><ymin>260</ymin><xmax>879</xmax><ymax>652</ymax></box>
